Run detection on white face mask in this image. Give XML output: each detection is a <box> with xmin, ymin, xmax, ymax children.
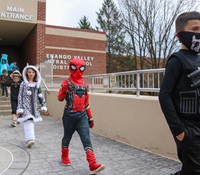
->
<box><xmin>178</xmin><ymin>31</ymin><xmax>200</xmax><ymax>54</ymax></box>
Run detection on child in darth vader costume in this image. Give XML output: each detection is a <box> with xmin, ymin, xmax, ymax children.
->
<box><xmin>58</xmin><ymin>58</ymin><xmax>105</xmax><ymax>175</ymax></box>
<box><xmin>159</xmin><ymin>11</ymin><xmax>200</xmax><ymax>175</ymax></box>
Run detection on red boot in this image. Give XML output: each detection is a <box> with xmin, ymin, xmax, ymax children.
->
<box><xmin>61</xmin><ymin>147</ymin><xmax>71</xmax><ymax>166</ymax></box>
<box><xmin>86</xmin><ymin>150</ymin><xmax>105</xmax><ymax>174</ymax></box>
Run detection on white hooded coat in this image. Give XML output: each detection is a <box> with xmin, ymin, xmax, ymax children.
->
<box><xmin>17</xmin><ymin>65</ymin><xmax>47</xmax><ymax>123</ymax></box>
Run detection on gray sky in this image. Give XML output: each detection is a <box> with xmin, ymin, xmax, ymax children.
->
<box><xmin>46</xmin><ymin>0</ymin><xmax>118</xmax><ymax>28</ymax></box>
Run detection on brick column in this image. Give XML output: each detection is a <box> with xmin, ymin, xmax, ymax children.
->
<box><xmin>36</xmin><ymin>0</ymin><xmax>46</xmax><ymax>64</ymax></box>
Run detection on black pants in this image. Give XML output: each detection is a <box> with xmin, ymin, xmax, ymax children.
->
<box><xmin>1</xmin><ymin>84</ymin><xmax>8</xmax><ymax>97</ymax></box>
<box><xmin>11</xmin><ymin>100</ymin><xmax>18</xmax><ymax>114</ymax></box>
<box><xmin>175</xmin><ymin>120</ymin><xmax>200</xmax><ymax>175</ymax></box>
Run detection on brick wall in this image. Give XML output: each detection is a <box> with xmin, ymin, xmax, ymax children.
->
<box><xmin>36</xmin><ymin>24</ymin><xmax>45</xmax><ymax>64</ymax></box>
<box><xmin>37</xmin><ymin>1</ymin><xmax>46</xmax><ymax>21</ymax></box>
<box><xmin>45</xmin><ymin>48</ymin><xmax>106</xmax><ymax>76</ymax></box>
<box><xmin>45</xmin><ymin>35</ymin><xmax>106</xmax><ymax>51</ymax></box>
<box><xmin>36</xmin><ymin>1</ymin><xmax>46</xmax><ymax>64</ymax></box>
<box><xmin>44</xmin><ymin>26</ymin><xmax>106</xmax><ymax>75</ymax></box>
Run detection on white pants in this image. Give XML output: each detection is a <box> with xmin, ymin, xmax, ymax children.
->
<box><xmin>23</xmin><ymin>120</ymin><xmax>35</xmax><ymax>142</ymax></box>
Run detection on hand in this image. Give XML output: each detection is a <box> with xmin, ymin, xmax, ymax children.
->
<box><xmin>41</xmin><ymin>106</ymin><xmax>47</xmax><ymax>112</ymax></box>
<box><xmin>176</xmin><ymin>132</ymin><xmax>185</xmax><ymax>141</ymax></box>
<box><xmin>17</xmin><ymin>109</ymin><xmax>24</xmax><ymax>116</ymax></box>
<box><xmin>18</xmin><ymin>112</ymin><xmax>23</xmax><ymax>117</ymax></box>
<box><xmin>88</xmin><ymin>118</ymin><xmax>94</xmax><ymax>128</ymax></box>
<box><xmin>61</xmin><ymin>84</ymin><xmax>68</xmax><ymax>93</ymax></box>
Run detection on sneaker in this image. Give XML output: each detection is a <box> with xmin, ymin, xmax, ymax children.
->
<box><xmin>11</xmin><ymin>121</ymin><xmax>17</xmax><ymax>127</ymax></box>
<box><xmin>27</xmin><ymin>140</ymin><xmax>34</xmax><ymax>148</ymax></box>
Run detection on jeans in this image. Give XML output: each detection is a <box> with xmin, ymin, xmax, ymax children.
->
<box><xmin>62</xmin><ymin>109</ymin><xmax>93</xmax><ymax>151</ymax></box>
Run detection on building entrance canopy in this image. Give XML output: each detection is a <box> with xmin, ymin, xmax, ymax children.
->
<box><xmin>0</xmin><ymin>0</ymin><xmax>38</xmax><ymax>46</ymax></box>
<box><xmin>0</xmin><ymin>20</ymin><xmax>35</xmax><ymax>46</ymax></box>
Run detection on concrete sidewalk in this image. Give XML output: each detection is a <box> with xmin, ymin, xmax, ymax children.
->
<box><xmin>0</xmin><ymin>146</ymin><xmax>13</xmax><ymax>175</ymax></box>
<box><xmin>0</xmin><ymin>115</ymin><xmax>181</xmax><ymax>175</ymax></box>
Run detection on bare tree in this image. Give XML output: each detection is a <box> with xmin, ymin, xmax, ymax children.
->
<box><xmin>118</xmin><ymin>0</ymin><xmax>198</xmax><ymax>69</ymax></box>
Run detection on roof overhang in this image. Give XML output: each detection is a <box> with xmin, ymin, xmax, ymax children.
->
<box><xmin>0</xmin><ymin>0</ymin><xmax>38</xmax><ymax>46</ymax></box>
<box><xmin>0</xmin><ymin>20</ymin><xmax>36</xmax><ymax>46</ymax></box>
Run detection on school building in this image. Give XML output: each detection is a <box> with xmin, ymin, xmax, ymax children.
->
<box><xmin>0</xmin><ymin>0</ymin><xmax>106</xmax><ymax>76</ymax></box>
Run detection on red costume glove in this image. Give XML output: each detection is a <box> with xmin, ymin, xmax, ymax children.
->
<box><xmin>88</xmin><ymin>117</ymin><xmax>94</xmax><ymax>128</ymax></box>
<box><xmin>58</xmin><ymin>79</ymin><xmax>68</xmax><ymax>101</ymax></box>
<box><xmin>86</xmin><ymin>105</ymin><xmax>94</xmax><ymax>128</ymax></box>
<box><xmin>61</xmin><ymin>84</ymin><xmax>68</xmax><ymax>93</ymax></box>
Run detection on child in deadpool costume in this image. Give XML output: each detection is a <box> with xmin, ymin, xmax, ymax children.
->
<box><xmin>58</xmin><ymin>58</ymin><xmax>105</xmax><ymax>174</ymax></box>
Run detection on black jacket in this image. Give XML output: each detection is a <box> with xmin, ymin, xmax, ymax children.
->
<box><xmin>159</xmin><ymin>49</ymin><xmax>200</xmax><ymax>137</ymax></box>
<box><xmin>7</xmin><ymin>79</ymin><xmax>21</xmax><ymax>101</ymax></box>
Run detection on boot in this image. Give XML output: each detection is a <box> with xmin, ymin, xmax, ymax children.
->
<box><xmin>86</xmin><ymin>150</ymin><xmax>105</xmax><ymax>174</ymax></box>
<box><xmin>61</xmin><ymin>147</ymin><xmax>71</xmax><ymax>166</ymax></box>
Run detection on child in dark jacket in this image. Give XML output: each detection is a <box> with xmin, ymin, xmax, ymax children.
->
<box><xmin>159</xmin><ymin>11</ymin><xmax>200</xmax><ymax>175</ymax></box>
<box><xmin>7</xmin><ymin>70</ymin><xmax>22</xmax><ymax>127</ymax></box>
<box><xmin>0</xmin><ymin>69</ymin><xmax>8</xmax><ymax>97</ymax></box>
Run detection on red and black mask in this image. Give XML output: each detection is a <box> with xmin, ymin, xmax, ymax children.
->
<box><xmin>69</xmin><ymin>58</ymin><xmax>86</xmax><ymax>83</ymax></box>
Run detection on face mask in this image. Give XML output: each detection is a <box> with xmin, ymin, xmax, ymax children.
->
<box><xmin>178</xmin><ymin>31</ymin><xmax>200</xmax><ymax>54</ymax></box>
<box><xmin>69</xmin><ymin>58</ymin><xmax>86</xmax><ymax>80</ymax></box>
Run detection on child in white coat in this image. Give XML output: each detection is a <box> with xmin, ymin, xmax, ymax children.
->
<box><xmin>17</xmin><ymin>65</ymin><xmax>47</xmax><ymax>148</ymax></box>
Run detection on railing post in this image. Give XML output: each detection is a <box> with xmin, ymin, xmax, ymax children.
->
<box><xmin>136</xmin><ymin>72</ymin><xmax>140</xmax><ymax>96</ymax></box>
<box><xmin>51</xmin><ymin>57</ymin><xmax>54</xmax><ymax>88</ymax></box>
<box><xmin>91</xmin><ymin>77</ymin><xmax>94</xmax><ymax>92</ymax></box>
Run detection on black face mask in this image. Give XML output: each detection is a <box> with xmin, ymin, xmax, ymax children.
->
<box><xmin>178</xmin><ymin>31</ymin><xmax>200</xmax><ymax>54</ymax></box>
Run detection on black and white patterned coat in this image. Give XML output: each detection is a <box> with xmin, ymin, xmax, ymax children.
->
<box><xmin>17</xmin><ymin>65</ymin><xmax>47</xmax><ymax>123</ymax></box>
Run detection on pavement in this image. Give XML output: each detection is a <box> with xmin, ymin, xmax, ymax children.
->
<box><xmin>0</xmin><ymin>114</ymin><xmax>181</xmax><ymax>175</ymax></box>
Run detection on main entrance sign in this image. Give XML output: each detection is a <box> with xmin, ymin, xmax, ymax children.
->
<box><xmin>0</xmin><ymin>0</ymin><xmax>37</xmax><ymax>23</ymax></box>
<box><xmin>0</xmin><ymin>6</ymin><xmax>33</xmax><ymax>21</ymax></box>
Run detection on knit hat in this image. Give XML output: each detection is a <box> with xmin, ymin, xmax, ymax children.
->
<box><xmin>12</xmin><ymin>70</ymin><xmax>21</xmax><ymax>77</ymax></box>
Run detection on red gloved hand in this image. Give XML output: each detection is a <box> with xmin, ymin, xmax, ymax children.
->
<box><xmin>88</xmin><ymin>118</ymin><xmax>94</xmax><ymax>128</ymax></box>
<box><xmin>58</xmin><ymin>80</ymin><xmax>68</xmax><ymax>101</ymax></box>
<box><xmin>61</xmin><ymin>84</ymin><xmax>68</xmax><ymax>93</ymax></box>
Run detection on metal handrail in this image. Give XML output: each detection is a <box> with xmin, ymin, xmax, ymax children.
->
<box><xmin>41</xmin><ymin>78</ymin><xmax>50</xmax><ymax>93</ymax></box>
<box><xmin>83</xmin><ymin>68</ymin><xmax>165</xmax><ymax>96</ymax></box>
<box><xmin>39</xmin><ymin>57</ymin><xmax>165</xmax><ymax>96</ymax></box>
